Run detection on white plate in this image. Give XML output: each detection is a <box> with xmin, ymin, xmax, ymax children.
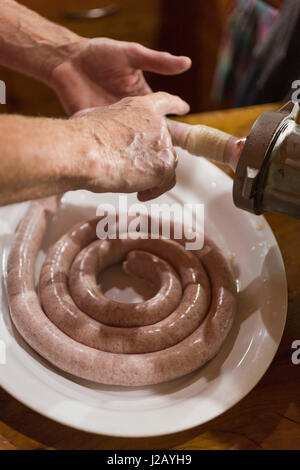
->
<box><xmin>0</xmin><ymin>149</ymin><xmax>287</xmax><ymax>437</ymax></box>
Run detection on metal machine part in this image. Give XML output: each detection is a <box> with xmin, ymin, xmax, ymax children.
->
<box><xmin>233</xmin><ymin>101</ymin><xmax>300</xmax><ymax>219</ymax></box>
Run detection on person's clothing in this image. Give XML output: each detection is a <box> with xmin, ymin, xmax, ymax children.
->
<box><xmin>211</xmin><ymin>0</ymin><xmax>278</xmax><ymax>106</ymax></box>
<box><xmin>238</xmin><ymin>0</ymin><xmax>300</xmax><ymax>105</ymax></box>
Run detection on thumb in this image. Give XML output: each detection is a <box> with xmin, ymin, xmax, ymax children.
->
<box><xmin>71</xmin><ymin>107</ymin><xmax>97</xmax><ymax>118</ymax></box>
<box><xmin>148</xmin><ymin>92</ymin><xmax>190</xmax><ymax>116</ymax></box>
<box><xmin>128</xmin><ymin>44</ymin><xmax>192</xmax><ymax>75</ymax></box>
<box><xmin>167</xmin><ymin>119</ymin><xmax>191</xmax><ymax>147</ymax></box>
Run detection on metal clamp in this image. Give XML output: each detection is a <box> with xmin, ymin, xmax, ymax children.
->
<box><xmin>233</xmin><ymin>101</ymin><xmax>300</xmax><ymax>217</ymax></box>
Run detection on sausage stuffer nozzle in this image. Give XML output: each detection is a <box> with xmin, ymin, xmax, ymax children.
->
<box><xmin>170</xmin><ymin>101</ymin><xmax>300</xmax><ymax>219</ymax></box>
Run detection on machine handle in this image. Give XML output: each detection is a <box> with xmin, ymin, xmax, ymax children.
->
<box><xmin>63</xmin><ymin>5</ymin><xmax>120</xmax><ymax>20</ymax></box>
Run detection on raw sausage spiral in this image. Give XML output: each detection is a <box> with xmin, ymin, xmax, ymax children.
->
<box><xmin>6</xmin><ymin>197</ymin><xmax>237</xmax><ymax>386</ymax></box>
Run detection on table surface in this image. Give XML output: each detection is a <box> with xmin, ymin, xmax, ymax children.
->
<box><xmin>1</xmin><ymin>103</ymin><xmax>300</xmax><ymax>450</ymax></box>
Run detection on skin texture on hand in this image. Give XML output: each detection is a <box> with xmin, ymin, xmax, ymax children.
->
<box><xmin>71</xmin><ymin>92</ymin><xmax>189</xmax><ymax>201</ymax></box>
<box><xmin>50</xmin><ymin>37</ymin><xmax>191</xmax><ymax>115</ymax></box>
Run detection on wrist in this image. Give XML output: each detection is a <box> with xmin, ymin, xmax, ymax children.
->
<box><xmin>32</xmin><ymin>117</ymin><xmax>95</xmax><ymax>194</ymax></box>
<box><xmin>0</xmin><ymin>115</ymin><xmax>95</xmax><ymax>203</ymax></box>
<box><xmin>41</xmin><ymin>35</ymin><xmax>87</xmax><ymax>86</ymax></box>
<box><xmin>64</xmin><ymin>117</ymin><xmax>111</xmax><ymax>193</ymax></box>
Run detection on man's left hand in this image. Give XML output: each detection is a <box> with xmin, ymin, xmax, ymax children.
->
<box><xmin>50</xmin><ymin>37</ymin><xmax>191</xmax><ymax>115</ymax></box>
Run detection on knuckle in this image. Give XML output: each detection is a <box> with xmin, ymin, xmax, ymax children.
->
<box><xmin>120</xmin><ymin>96</ymin><xmax>134</xmax><ymax>105</ymax></box>
<box><xmin>128</xmin><ymin>41</ymin><xmax>141</xmax><ymax>52</ymax></box>
<box><xmin>157</xmin><ymin>149</ymin><xmax>176</xmax><ymax>177</ymax></box>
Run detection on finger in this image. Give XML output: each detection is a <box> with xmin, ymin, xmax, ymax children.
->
<box><xmin>137</xmin><ymin>145</ymin><xmax>177</xmax><ymax>201</ymax></box>
<box><xmin>167</xmin><ymin>119</ymin><xmax>191</xmax><ymax>147</ymax></box>
<box><xmin>174</xmin><ymin>150</ymin><xmax>179</xmax><ymax>168</ymax></box>
<box><xmin>128</xmin><ymin>44</ymin><xmax>192</xmax><ymax>75</ymax></box>
<box><xmin>71</xmin><ymin>107</ymin><xmax>97</xmax><ymax>118</ymax></box>
<box><xmin>148</xmin><ymin>92</ymin><xmax>190</xmax><ymax>116</ymax></box>
<box><xmin>138</xmin><ymin>175</ymin><xmax>176</xmax><ymax>202</ymax></box>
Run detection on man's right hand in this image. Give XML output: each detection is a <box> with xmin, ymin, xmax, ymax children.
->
<box><xmin>70</xmin><ymin>92</ymin><xmax>189</xmax><ymax>201</ymax></box>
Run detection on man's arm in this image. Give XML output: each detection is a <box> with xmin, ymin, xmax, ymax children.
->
<box><xmin>0</xmin><ymin>1</ymin><xmax>191</xmax><ymax>114</ymax></box>
<box><xmin>0</xmin><ymin>114</ymin><xmax>86</xmax><ymax>205</ymax></box>
<box><xmin>0</xmin><ymin>0</ymin><xmax>81</xmax><ymax>84</ymax></box>
<box><xmin>0</xmin><ymin>92</ymin><xmax>187</xmax><ymax>206</ymax></box>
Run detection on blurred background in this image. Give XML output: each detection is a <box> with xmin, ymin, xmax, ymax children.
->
<box><xmin>0</xmin><ymin>0</ymin><xmax>287</xmax><ymax>117</ymax></box>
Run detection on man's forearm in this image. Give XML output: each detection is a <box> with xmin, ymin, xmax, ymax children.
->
<box><xmin>0</xmin><ymin>0</ymin><xmax>83</xmax><ymax>84</ymax></box>
<box><xmin>0</xmin><ymin>92</ymin><xmax>186</xmax><ymax>205</ymax></box>
<box><xmin>0</xmin><ymin>114</ymin><xmax>93</xmax><ymax>205</ymax></box>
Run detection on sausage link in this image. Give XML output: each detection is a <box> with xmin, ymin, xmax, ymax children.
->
<box><xmin>39</xmin><ymin>235</ymin><xmax>210</xmax><ymax>353</ymax></box>
<box><xmin>6</xmin><ymin>198</ymin><xmax>237</xmax><ymax>386</ymax></box>
<box><xmin>69</xmin><ymin>244</ymin><xmax>183</xmax><ymax>327</ymax></box>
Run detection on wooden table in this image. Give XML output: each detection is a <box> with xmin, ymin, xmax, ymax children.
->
<box><xmin>1</xmin><ymin>103</ymin><xmax>300</xmax><ymax>450</ymax></box>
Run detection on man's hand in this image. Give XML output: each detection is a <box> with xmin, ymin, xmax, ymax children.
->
<box><xmin>50</xmin><ymin>38</ymin><xmax>191</xmax><ymax>115</ymax></box>
<box><xmin>0</xmin><ymin>3</ymin><xmax>191</xmax><ymax>114</ymax></box>
<box><xmin>0</xmin><ymin>92</ymin><xmax>188</xmax><ymax>206</ymax></box>
<box><xmin>71</xmin><ymin>92</ymin><xmax>189</xmax><ymax>200</ymax></box>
